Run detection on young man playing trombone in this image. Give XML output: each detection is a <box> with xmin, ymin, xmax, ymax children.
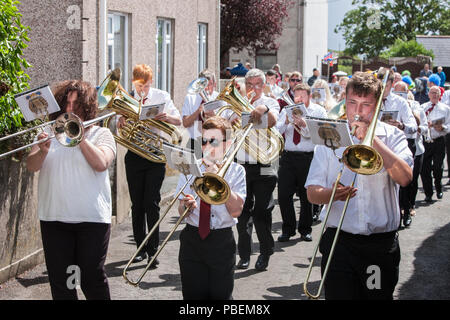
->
<box><xmin>305</xmin><ymin>72</ymin><xmax>413</xmax><ymax>300</ymax></box>
<box><xmin>176</xmin><ymin>116</ymin><xmax>246</xmax><ymax>300</ymax></box>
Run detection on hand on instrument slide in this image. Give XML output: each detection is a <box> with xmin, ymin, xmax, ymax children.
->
<box><xmin>331</xmin><ymin>182</ymin><xmax>357</xmax><ymax>202</ymax></box>
<box><xmin>37</xmin><ymin>132</ymin><xmax>51</xmax><ymax>154</ymax></box>
<box><xmin>180</xmin><ymin>194</ymin><xmax>197</xmax><ymax>217</ymax></box>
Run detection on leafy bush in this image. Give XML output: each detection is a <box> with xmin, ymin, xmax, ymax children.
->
<box><xmin>380</xmin><ymin>39</ymin><xmax>435</xmax><ymax>59</ymax></box>
<box><xmin>0</xmin><ymin>0</ymin><xmax>32</xmax><ymax>155</ymax></box>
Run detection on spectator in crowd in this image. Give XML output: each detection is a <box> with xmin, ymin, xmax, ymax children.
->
<box><xmin>307</xmin><ymin>68</ymin><xmax>320</xmax><ymax>86</ymax></box>
<box><xmin>437</xmin><ymin>66</ymin><xmax>446</xmax><ymax>88</ymax></box>
<box><xmin>420</xmin><ymin>63</ymin><xmax>432</xmax><ymax>77</ymax></box>
<box><xmin>245</xmin><ymin>62</ymin><xmax>252</xmax><ymax>70</ymax></box>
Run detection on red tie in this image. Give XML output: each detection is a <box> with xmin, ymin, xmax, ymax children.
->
<box><xmin>293</xmin><ymin>126</ymin><xmax>301</xmax><ymax>145</ymax></box>
<box><xmin>426</xmin><ymin>104</ymin><xmax>435</xmax><ymax>116</ymax></box>
<box><xmin>143</xmin><ymin>97</ymin><xmax>147</xmax><ymax>104</ymax></box>
<box><xmin>198</xmin><ymin>200</ymin><xmax>211</xmax><ymax>240</ymax></box>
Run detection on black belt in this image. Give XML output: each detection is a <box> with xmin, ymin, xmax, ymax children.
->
<box><xmin>185</xmin><ymin>224</ymin><xmax>232</xmax><ymax>233</ymax></box>
<box><xmin>283</xmin><ymin>150</ymin><xmax>314</xmax><ymax>156</ymax></box>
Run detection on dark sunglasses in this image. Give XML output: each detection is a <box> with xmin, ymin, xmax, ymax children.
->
<box><xmin>201</xmin><ymin>138</ymin><xmax>226</xmax><ymax>147</ymax></box>
<box><xmin>290</xmin><ymin>78</ymin><xmax>302</xmax><ymax>82</ymax></box>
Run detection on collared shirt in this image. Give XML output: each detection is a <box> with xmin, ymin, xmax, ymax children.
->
<box><xmin>174</xmin><ymin>162</ymin><xmax>246</xmax><ymax>229</ymax></box>
<box><xmin>441</xmin><ymin>90</ymin><xmax>450</xmax><ymax>107</ymax></box>
<box><xmin>305</xmin><ymin>121</ymin><xmax>413</xmax><ymax>235</ymax></box>
<box><xmin>420</xmin><ymin>101</ymin><xmax>450</xmax><ymax>139</ymax></box>
<box><xmin>383</xmin><ymin>93</ymin><xmax>417</xmax><ymax>139</ymax></box>
<box><xmin>181</xmin><ymin>91</ymin><xmax>219</xmax><ymax>139</ymax></box>
<box><xmin>268</xmin><ymin>84</ymin><xmax>284</xmax><ymax>99</ymax></box>
<box><xmin>131</xmin><ymin>88</ymin><xmax>181</xmax><ymax>138</ymax></box>
<box><xmin>276</xmin><ymin>102</ymin><xmax>327</xmax><ymax>152</ymax></box>
<box><xmin>407</xmin><ymin>99</ymin><xmax>426</xmax><ymax>156</ymax></box>
<box><xmin>221</xmin><ymin>95</ymin><xmax>280</xmax><ymax>165</ymax></box>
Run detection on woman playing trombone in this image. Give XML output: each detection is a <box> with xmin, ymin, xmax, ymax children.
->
<box><xmin>26</xmin><ymin>80</ymin><xmax>116</xmax><ymax>300</ymax></box>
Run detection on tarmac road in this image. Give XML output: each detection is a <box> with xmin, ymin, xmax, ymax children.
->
<box><xmin>0</xmin><ymin>173</ymin><xmax>449</xmax><ymax>300</ymax></box>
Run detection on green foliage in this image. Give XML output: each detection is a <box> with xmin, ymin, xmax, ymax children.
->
<box><xmin>336</xmin><ymin>0</ymin><xmax>450</xmax><ymax>57</ymax></box>
<box><xmin>0</xmin><ymin>0</ymin><xmax>31</xmax><ymax>137</ymax></box>
<box><xmin>380</xmin><ymin>39</ymin><xmax>435</xmax><ymax>59</ymax></box>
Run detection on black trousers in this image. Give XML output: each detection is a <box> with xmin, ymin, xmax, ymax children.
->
<box><xmin>410</xmin><ymin>153</ymin><xmax>424</xmax><ymax>207</ymax></box>
<box><xmin>237</xmin><ymin>164</ymin><xmax>277</xmax><ymax>260</ymax></box>
<box><xmin>420</xmin><ymin>136</ymin><xmax>446</xmax><ymax>197</ymax></box>
<box><xmin>178</xmin><ymin>224</ymin><xmax>236</xmax><ymax>300</ymax></box>
<box><xmin>399</xmin><ymin>139</ymin><xmax>416</xmax><ymax>211</ymax></box>
<box><xmin>319</xmin><ymin>227</ymin><xmax>400</xmax><ymax>300</ymax></box>
<box><xmin>40</xmin><ymin>221</ymin><xmax>111</xmax><ymax>300</ymax></box>
<box><xmin>125</xmin><ymin>151</ymin><xmax>166</xmax><ymax>257</ymax></box>
<box><xmin>278</xmin><ymin>151</ymin><xmax>314</xmax><ymax>236</ymax></box>
<box><xmin>445</xmin><ymin>133</ymin><xmax>450</xmax><ymax>178</ymax></box>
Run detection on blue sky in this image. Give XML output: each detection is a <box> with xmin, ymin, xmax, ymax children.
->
<box><xmin>328</xmin><ymin>0</ymin><xmax>354</xmax><ymax>51</ymax></box>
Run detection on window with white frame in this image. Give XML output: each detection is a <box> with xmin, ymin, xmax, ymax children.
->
<box><xmin>107</xmin><ymin>13</ymin><xmax>129</xmax><ymax>91</ymax></box>
<box><xmin>197</xmin><ymin>23</ymin><xmax>208</xmax><ymax>74</ymax></box>
<box><xmin>156</xmin><ymin>18</ymin><xmax>174</xmax><ymax>95</ymax></box>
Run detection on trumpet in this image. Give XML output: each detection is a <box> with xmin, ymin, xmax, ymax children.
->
<box><xmin>303</xmin><ymin>69</ymin><xmax>389</xmax><ymax>299</ymax></box>
<box><xmin>0</xmin><ymin>111</ymin><xmax>115</xmax><ymax>160</ymax></box>
<box><xmin>187</xmin><ymin>77</ymin><xmax>213</xmax><ymax>121</ymax></box>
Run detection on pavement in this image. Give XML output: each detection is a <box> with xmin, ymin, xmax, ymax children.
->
<box><xmin>0</xmin><ymin>171</ymin><xmax>449</xmax><ymax>300</ymax></box>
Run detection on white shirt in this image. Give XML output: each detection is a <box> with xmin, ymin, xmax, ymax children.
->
<box><xmin>441</xmin><ymin>90</ymin><xmax>450</xmax><ymax>107</ymax></box>
<box><xmin>383</xmin><ymin>93</ymin><xmax>417</xmax><ymax>139</ymax></box>
<box><xmin>276</xmin><ymin>102</ymin><xmax>327</xmax><ymax>152</ymax></box>
<box><xmin>38</xmin><ymin>126</ymin><xmax>117</xmax><ymax>223</ymax></box>
<box><xmin>305</xmin><ymin>122</ymin><xmax>413</xmax><ymax>235</ymax></box>
<box><xmin>407</xmin><ymin>99</ymin><xmax>426</xmax><ymax>156</ymax></box>
<box><xmin>181</xmin><ymin>91</ymin><xmax>219</xmax><ymax>139</ymax></box>
<box><xmin>268</xmin><ymin>84</ymin><xmax>284</xmax><ymax>99</ymax></box>
<box><xmin>132</xmin><ymin>88</ymin><xmax>181</xmax><ymax>139</ymax></box>
<box><xmin>174</xmin><ymin>162</ymin><xmax>246</xmax><ymax>229</ymax></box>
<box><xmin>222</xmin><ymin>95</ymin><xmax>280</xmax><ymax>165</ymax></box>
<box><xmin>420</xmin><ymin>101</ymin><xmax>450</xmax><ymax>139</ymax></box>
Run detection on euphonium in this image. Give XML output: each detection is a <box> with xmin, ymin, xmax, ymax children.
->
<box><xmin>97</xmin><ymin>68</ymin><xmax>182</xmax><ymax>163</ymax></box>
<box><xmin>215</xmin><ymin>78</ymin><xmax>284</xmax><ymax>165</ymax></box>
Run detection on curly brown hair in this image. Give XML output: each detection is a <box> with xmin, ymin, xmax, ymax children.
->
<box><xmin>50</xmin><ymin>80</ymin><xmax>98</xmax><ymax>121</ymax></box>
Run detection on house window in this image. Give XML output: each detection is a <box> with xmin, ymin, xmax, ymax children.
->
<box><xmin>198</xmin><ymin>23</ymin><xmax>208</xmax><ymax>74</ymax></box>
<box><xmin>255</xmin><ymin>49</ymin><xmax>277</xmax><ymax>71</ymax></box>
<box><xmin>156</xmin><ymin>18</ymin><xmax>174</xmax><ymax>95</ymax></box>
<box><xmin>107</xmin><ymin>13</ymin><xmax>129</xmax><ymax>91</ymax></box>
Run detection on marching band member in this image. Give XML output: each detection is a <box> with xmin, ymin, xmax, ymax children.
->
<box><xmin>394</xmin><ymin>81</ymin><xmax>427</xmax><ymax>223</ymax></box>
<box><xmin>311</xmin><ymin>79</ymin><xmax>337</xmax><ymax>112</ymax></box>
<box><xmin>276</xmin><ymin>83</ymin><xmax>327</xmax><ymax>243</ymax></box>
<box><xmin>277</xmin><ymin>71</ymin><xmax>303</xmax><ymax>111</ymax></box>
<box><xmin>27</xmin><ymin>80</ymin><xmax>117</xmax><ymax>300</ymax></box>
<box><xmin>176</xmin><ymin>116</ymin><xmax>246</xmax><ymax>300</ymax></box>
<box><xmin>181</xmin><ymin>69</ymin><xmax>218</xmax><ymax>158</ymax></box>
<box><xmin>305</xmin><ymin>72</ymin><xmax>413</xmax><ymax>300</ymax></box>
<box><xmin>265</xmin><ymin>69</ymin><xmax>284</xmax><ymax>99</ymax></box>
<box><xmin>420</xmin><ymin>86</ymin><xmax>450</xmax><ymax>202</ymax></box>
<box><xmin>224</xmin><ymin>68</ymin><xmax>280</xmax><ymax>271</ymax></box>
<box><xmin>120</xmin><ymin>64</ymin><xmax>181</xmax><ymax>265</ymax></box>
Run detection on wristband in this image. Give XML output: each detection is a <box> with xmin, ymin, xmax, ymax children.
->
<box><xmin>263</xmin><ymin>105</ymin><xmax>270</xmax><ymax>114</ymax></box>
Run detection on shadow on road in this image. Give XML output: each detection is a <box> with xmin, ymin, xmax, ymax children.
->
<box><xmin>397</xmin><ymin>222</ymin><xmax>450</xmax><ymax>300</ymax></box>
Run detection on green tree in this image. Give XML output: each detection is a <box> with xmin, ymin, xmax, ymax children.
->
<box><xmin>0</xmin><ymin>0</ymin><xmax>31</xmax><ymax>138</ymax></box>
<box><xmin>380</xmin><ymin>39</ymin><xmax>434</xmax><ymax>59</ymax></box>
<box><xmin>336</xmin><ymin>0</ymin><xmax>450</xmax><ymax>57</ymax></box>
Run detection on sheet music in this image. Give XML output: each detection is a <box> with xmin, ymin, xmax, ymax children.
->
<box><xmin>305</xmin><ymin>117</ymin><xmax>353</xmax><ymax>149</ymax></box>
<box><xmin>163</xmin><ymin>144</ymin><xmax>203</xmax><ymax>177</ymax></box>
<box><xmin>14</xmin><ymin>85</ymin><xmax>60</xmax><ymax>122</ymax></box>
<box><xmin>139</xmin><ymin>102</ymin><xmax>165</xmax><ymax>120</ymax></box>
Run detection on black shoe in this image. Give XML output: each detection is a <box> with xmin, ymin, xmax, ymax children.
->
<box><xmin>278</xmin><ymin>233</ymin><xmax>295</xmax><ymax>242</ymax></box>
<box><xmin>132</xmin><ymin>252</ymin><xmax>147</xmax><ymax>263</ymax></box>
<box><xmin>301</xmin><ymin>233</ymin><xmax>313</xmax><ymax>242</ymax></box>
<box><xmin>147</xmin><ymin>257</ymin><xmax>159</xmax><ymax>269</ymax></box>
<box><xmin>446</xmin><ymin>180</ymin><xmax>450</xmax><ymax>186</ymax></box>
<box><xmin>425</xmin><ymin>196</ymin><xmax>433</xmax><ymax>203</ymax></box>
<box><xmin>255</xmin><ymin>255</ymin><xmax>269</xmax><ymax>271</ymax></box>
<box><xmin>236</xmin><ymin>259</ymin><xmax>250</xmax><ymax>269</ymax></box>
<box><xmin>437</xmin><ymin>192</ymin><xmax>443</xmax><ymax>199</ymax></box>
<box><xmin>403</xmin><ymin>211</ymin><xmax>412</xmax><ymax>228</ymax></box>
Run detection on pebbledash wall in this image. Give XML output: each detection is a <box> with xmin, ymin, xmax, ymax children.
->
<box><xmin>0</xmin><ymin>0</ymin><xmax>220</xmax><ymax>284</ymax></box>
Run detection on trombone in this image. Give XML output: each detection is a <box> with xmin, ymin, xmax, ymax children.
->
<box><xmin>122</xmin><ymin>93</ymin><xmax>258</xmax><ymax>286</ymax></box>
<box><xmin>0</xmin><ymin>111</ymin><xmax>115</xmax><ymax>160</ymax></box>
<box><xmin>303</xmin><ymin>70</ymin><xmax>389</xmax><ymax>299</ymax></box>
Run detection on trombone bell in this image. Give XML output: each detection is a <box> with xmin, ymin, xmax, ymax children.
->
<box><xmin>342</xmin><ymin>145</ymin><xmax>383</xmax><ymax>175</ymax></box>
<box><xmin>193</xmin><ymin>173</ymin><xmax>230</xmax><ymax>205</ymax></box>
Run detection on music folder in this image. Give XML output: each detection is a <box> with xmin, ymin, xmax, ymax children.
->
<box><xmin>163</xmin><ymin>144</ymin><xmax>203</xmax><ymax>177</ymax></box>
<box><xmin>139</xmin><ymin>102</ymin><xmax>165</xmax><ymax>120</ymax></box>
<box><xmin>311</xmin><ymin>88</ymin><xmax>326</xmax><ymax>104</ymax></box>
<box><xmin>305</xmin><ymin>117</ymin><xmax>353</xmax><ymax>150</ymax></box>
<box><xmin>203</xmin><ymin>100</ymin><xmax>227</xmax><ymax>112</ymax></box>
<box><xmin>14</xmin><ymin>84</ymin><xmax>61</xmax><ymax>122</ymax></box>
<box><xmin>286</xmin><ymin>103</ymin><xmax>308</xmax><ymax>122</ymax></box>
<box><xmin>379</xmin><ymin>110</ymin><xmax>399</xmax><ymax>122</ymax></box>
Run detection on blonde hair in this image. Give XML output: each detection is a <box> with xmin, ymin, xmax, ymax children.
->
<box><xmin>312</xmin><ymin>79</ymin><xmax>336</xmax><ymax>111</ymax></box>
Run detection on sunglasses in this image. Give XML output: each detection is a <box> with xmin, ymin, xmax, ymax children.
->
<box><xmin>290</xmin><ymin>78</ymin><xmax>302</xmax><ymax>82</ymax></box>
<box><xmin>201</xmin><ymin>138</ymin><xmax>226</xmax><ymax>147</ymax></box>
